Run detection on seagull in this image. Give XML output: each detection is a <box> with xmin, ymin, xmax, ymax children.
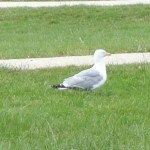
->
<box><xmin>51</xmin><ymin>49</ymin><xmax>110</xmax><ymax>90</ymax></box>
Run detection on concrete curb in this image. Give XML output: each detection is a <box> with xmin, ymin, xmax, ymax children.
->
<box><xmin>0</xmin><ymin>53</ymin><xmax>150</xmax><ymax>70</ymax></box>
<box><xmin>0</xmin><ymin>0</ymin><xmax>150</xmax><ymax>8</ymax></box>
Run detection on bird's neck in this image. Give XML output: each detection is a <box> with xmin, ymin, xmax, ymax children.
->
<box><xmin>93</xmin><ymin>59</ymin><xmax>106</xmax><ymax>73</ymax></box>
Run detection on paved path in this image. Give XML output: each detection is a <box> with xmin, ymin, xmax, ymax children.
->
<box><xmin>0</xmin><ymin>0</ymin><xmax>150</xmax><ymax>8</ymax></box>
<box><xmin>0</xmin><ymin>53</ymin><xmax>150</xmax><ymax>70</ymax></box>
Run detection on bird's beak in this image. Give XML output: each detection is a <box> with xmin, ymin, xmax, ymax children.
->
<box><xmin>106</xmin><ymin>52</ymin><xmax>111</xmax><ymax>56</ymax></box>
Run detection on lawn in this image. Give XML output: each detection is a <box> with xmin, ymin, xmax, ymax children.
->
<box><xmin>0</xmin><ymin>5</ymin><xmax>150</xmax><ymax>59</ymax></box>
<box><xmin>0</xmin><ymin>64</ymin><xmax>150</xmax><ymax>150</ymax></box>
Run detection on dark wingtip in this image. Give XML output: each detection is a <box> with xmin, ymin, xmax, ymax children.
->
<box><xmin>50</xmin><ymin>84</ymin><xmax>66</xmax><ymax>89</ymax></box>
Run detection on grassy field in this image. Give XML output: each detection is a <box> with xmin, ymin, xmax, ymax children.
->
<box><xmin>0</xmin><ymin>64</ymin><xmax>150</xmax><ymax>149</ymax></box>
<box><xmin>1</xmin><ymin>2</ymin><xmax>150</xmax><ymax>150</ymax></box>
<box><xmin>0</xmin><ymin>5</ymin><xmax>150</xmax><ymax>59</ymax></box>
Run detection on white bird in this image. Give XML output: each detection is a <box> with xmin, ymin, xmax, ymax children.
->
<box><xmin>51</xmin><ymin>49</ymin><xmax>110</xmax><ymax>90</ymax></box>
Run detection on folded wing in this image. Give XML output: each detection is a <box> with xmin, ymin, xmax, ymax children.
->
<box><xmin>63</xmin><ymin>68</ymin><xmax>103</xmax><ymax>90</ymax></box>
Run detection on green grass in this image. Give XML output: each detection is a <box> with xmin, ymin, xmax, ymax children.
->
<box><xmin>0</xmin><ymin>5</ymin><xmax>150</xmax><ymax>59</ymax></box>
<box><xmin>0</xmin><ymin>64</ymin><xmax>150</xmax><ymax>150</ymax></box>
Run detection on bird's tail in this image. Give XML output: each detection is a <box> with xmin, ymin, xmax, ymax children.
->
<box><xmin>49</xmin><ymin>84</ymin><xmax>68</xmax><ymax>90</ymax></box>
<box><xmin>49</xmin><ymin>84</ymin><xmax>85</xmax><ymax>91</ymax></box>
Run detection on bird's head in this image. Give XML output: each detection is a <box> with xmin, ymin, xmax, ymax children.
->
<box><xmin>94</xmin><ymin>49</ymin><xmax>110</xmax><ymax>62</ymax></box>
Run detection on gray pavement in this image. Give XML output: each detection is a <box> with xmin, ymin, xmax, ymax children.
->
<box><xmin>0</xmin><ymin>53</ymin><xmax>150</xmax><ymax>70</ymax></box>
<box><xmin>0</xmin><ymin>0</ymin><xmax>150</xmax><ymax>8</ymax></box>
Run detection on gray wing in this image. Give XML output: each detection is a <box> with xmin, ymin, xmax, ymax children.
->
<box><xmin>63</xmin><ymin>68</ymin><xmax>103</xmax><ymax>90</ymax></box>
